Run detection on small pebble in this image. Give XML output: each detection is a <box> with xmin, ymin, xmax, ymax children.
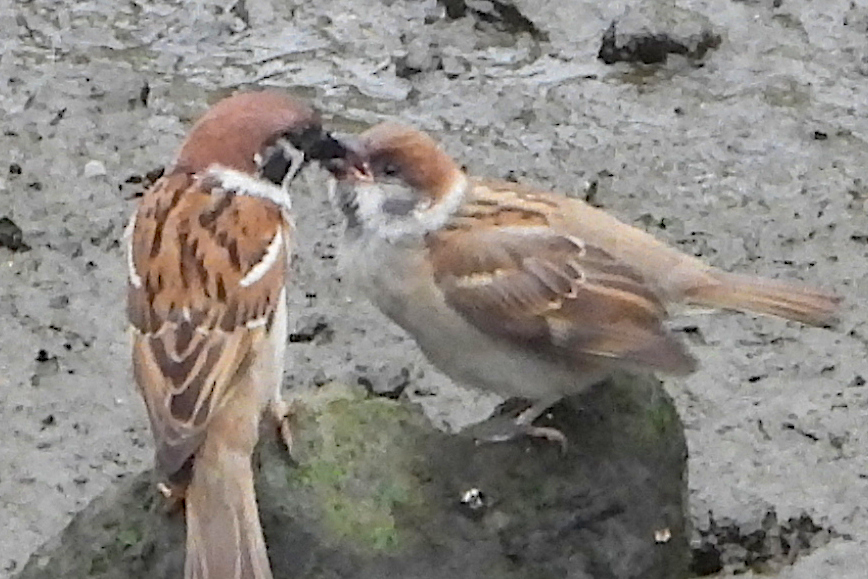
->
<box><xmin>83</xmin><ymin>160</ymin><xmax>107</xmax><ymax>178</ymax></box>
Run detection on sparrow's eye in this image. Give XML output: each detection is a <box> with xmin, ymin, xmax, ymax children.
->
<box><xmin>382</xmin><ymin>163</ymin><xmax>400</xmax><ymax>178</ymax></box>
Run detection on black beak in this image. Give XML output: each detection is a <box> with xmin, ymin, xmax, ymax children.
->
<box><xmin>287</xmin><ymin>125</ymin><xmax>368</xmax><ymax>180</ymax></box>
<box><xmin>323</xmin><ymin>140</ymin><xmax>369</xmax><ymax>181</ymax></box>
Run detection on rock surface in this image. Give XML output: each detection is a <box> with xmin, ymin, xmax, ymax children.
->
<box><xmin>17</xmin><ymin>379</ymin><xmax>688</xmax><ymax>579</ymax></box>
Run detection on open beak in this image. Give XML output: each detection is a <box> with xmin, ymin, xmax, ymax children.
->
<box><xmin>288</xmin><ymin>124</ymin><xmax>371</xmax><ymax>182</ymax></box>
<box><xmin>322</xmin><ymin>135</ymin><xmax>373</xmax><ymax>183</ymax></box>
<box><xmin>347</xmin><ymin>150</ymin><xmax>373</xmax><ymax>184</ymax></box>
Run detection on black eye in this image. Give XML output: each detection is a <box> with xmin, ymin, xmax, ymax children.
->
<box><xmin>258</xmin><ymin>145</ymin><xmax>293</xmax><ymax>185</ymax></box>
<box><xmin>382</xmin><ymin>163</ymin><xmax>400</xmax><ymax>177</ymax></box>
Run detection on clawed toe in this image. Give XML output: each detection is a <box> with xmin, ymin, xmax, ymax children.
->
<box><xmin>519</xmin><ymin>424</ymin><xmax>568</xmax><ymax>453</ymax></box>
<box><xmin>268</xmin><ymin>398</ymin><xmax>295</xmax><ymax>456</ymax></box>
<box><xmin>156</xmin><ymin>481</ymin><xmax>186</xmax><ymax>514</ymax></box>
<box><xmin>462</xmin><ymin>402</ymin><xmax>569</xmax><ymax>452</ymax></box>
<box><xmin>276</xmin><ymin>417</ymin><xmax>294</xmax><ymax>454</ymax></box>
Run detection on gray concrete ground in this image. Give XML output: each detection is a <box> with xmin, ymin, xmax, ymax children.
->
<box><xmin>0</xmin><ymin>0</ymin><xmax>866</xmax><ymax>576</ymax></box>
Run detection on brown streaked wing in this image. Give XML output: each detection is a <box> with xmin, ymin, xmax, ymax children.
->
<box><xmin>127</xmin><ymin>174</ymin><xmax>291</xmax><ymax>477</ymax></box>
<box><xmin>427</xmin><ymin>218</ymin><xmax>696</xmax><ymax>375</ymax></box>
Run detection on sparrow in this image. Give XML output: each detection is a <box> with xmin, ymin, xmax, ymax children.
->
<box><xmin>327</xmin><ymin>122</ymin><xmax>841</xmax><ymax>443</ymax></box>
<box><xmin>126</xmin><ymin>91</ymin><xmax>350</xmax><ymax>579</ymax></box>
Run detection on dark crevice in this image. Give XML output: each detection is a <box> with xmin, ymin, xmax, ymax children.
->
<box><xmin>598</xmin><ymin>21</ymin><xmax>721</xmax><ymax>65</ymax></box>
<box><xmin>691</xmin><ymin>510</ymin><xmax>843</xmax><ymax>576</ymax></box>
<box><xmin>0</xmin><ymin>216</ymin><xmax>29</xmax><ymax>252</ymax></box>
<box><xmin>438</xmin><ymin>0</ymin><xmax>547</xmax><ymax>40</ymax></box>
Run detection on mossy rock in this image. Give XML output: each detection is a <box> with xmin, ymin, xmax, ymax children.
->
<box><xmin>18</xmin><ymin>374</ymin><xmax>689</xmax><ymax>579</ymax></box>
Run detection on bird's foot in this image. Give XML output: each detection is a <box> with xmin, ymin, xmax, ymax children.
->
<box><xmin>268</xmin><ymin>397</ymin><xmax>296</xmax><ymax>457</ymax></box>
<box><xmin>463</xmin><ymin>398</ymin><xmax>568</xmax><ymax>452</ymax></box>
<box><xmin>517</xmin><ymin>424</ymin><xmax>568</xmax><ymax>452</ymax></box>
<box><xmin>514</xmin><ymin>400</ymin><xmax>568</xmax><ymax>452</ymax></box>
<box><xmin>155</xmin><ymin>481</ymin><xmax>186</xmax><ymax>514</ymax></box>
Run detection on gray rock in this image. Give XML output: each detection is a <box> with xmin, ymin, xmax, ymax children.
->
<box><xmin>16</xmin><ymin>377</ymin><xmax>689</xmax><ymax>579</ymax></box>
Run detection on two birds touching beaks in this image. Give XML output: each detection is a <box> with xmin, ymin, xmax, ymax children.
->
<box><xmin>126</xmin><ymin>90</ymin><xmax>841</xmax><ymax>579</ymax></box>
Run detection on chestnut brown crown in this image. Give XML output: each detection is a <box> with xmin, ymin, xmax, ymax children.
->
<box><xmin>355</xmin><ymin>122</ymin><xmax>465</xmax><ymax>202</ymax></box>
<box><xmin>170</xmin><ymin>91</ymin><xmax>350</xmax><ymax>178</ymax></box>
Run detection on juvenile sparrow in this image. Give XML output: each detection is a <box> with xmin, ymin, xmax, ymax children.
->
<box><xmin>126</xmin><ymin>91</ymin><xmax>349</xmax><ymax>579</ymax></box>
<box><xmin>328</xmin><ymin>123</ymin><xmax>840</xmax><ymax>443</ymax></box>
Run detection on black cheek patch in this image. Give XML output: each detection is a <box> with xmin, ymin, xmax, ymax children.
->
<box><xmin>260</xmin><ymin>146</ymin><xmax>295</xmax><ymax>185</ymax></box>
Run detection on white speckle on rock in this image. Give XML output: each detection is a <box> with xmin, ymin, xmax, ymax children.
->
<box><xmin>83</xmin><ymin>160</ymin><xmax>106</xmax><ymax>178</ymax></box>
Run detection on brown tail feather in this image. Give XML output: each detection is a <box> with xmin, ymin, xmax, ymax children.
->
<box><xmin>184</xmin><ymin>437</ymin><xmax>273</xmax><ymax>579</ymax></box>
<box><xmin>684</xmin><ymin>272</ymin><xmax>841</xmax><ymax>327</ymax></box>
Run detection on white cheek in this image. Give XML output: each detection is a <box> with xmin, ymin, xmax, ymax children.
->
<box><xmin>355</xmin><ymin>183</ymin><xmax>387</xmax><ymax>226</ymax></box>
<box><xmin>351</xmin><ymin>180</ymin><xmax>461</xmax><ymax>242</ymax></box>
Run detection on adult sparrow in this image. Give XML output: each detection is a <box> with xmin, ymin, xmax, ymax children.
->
<box><xmin>126</xmin><ymin>91</ymin><xmax>349</xmax><ymax>578</ymax></box>
<box><xmin>328</xmin><ymin>122</ymin><xmax>840</xmax><ymax>443</ymax></box>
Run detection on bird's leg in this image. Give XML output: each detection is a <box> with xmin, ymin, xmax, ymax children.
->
<box><xmin>463</xmin><ymin>396</ymin><xmax>567</xmax><ymax>450</ymax></box>
<box><xmin>267</xmin><ymin>394</ymin><xmax>295</xmax><ymax>456</ymax></box>
<box><xmin>156</xmin><ymin>481</ymin><xmax>187</xmax><ymax>514</ymax></box>
<box><xmin>154</xmin><ymin>462</ymin><xmax>192</xmax><ymax>514</ymax></box>
<box><xmin>513</xmin><ymin>398</ymin><xmax>568</xmax><ymax>451</ymax></box>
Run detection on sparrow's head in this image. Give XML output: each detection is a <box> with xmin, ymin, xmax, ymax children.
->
<box><xmin>170</xmin><ymin>91</ymin><xmax>352</xmax><ymax>189</ymax></box>
<box><xmin>331</xmin><ymin>122</ymin><xmax>468</xmax><ymax>239</ymax></box>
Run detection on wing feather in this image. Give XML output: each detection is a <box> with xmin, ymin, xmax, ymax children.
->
<box><xmin>127</xmin><ymin>173</ymin><xmax>291</xmax><ymax>477</ymax></box>
<box><xmin>428</xmin><ymin>189</ymin><xmax>696</xmax><ymax>374</ymax></box>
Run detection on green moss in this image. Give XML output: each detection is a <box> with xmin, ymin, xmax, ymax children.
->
<box><xmin>89</xmin><ymin>552</ymin><xmax>110</xmax><ymax>576</ymax></box>
<box><xmin>605</xmin><ymin>373</ymin><xmax>680</xmax><ymax>448</ymax></box>
<box><xmin>288</xmin><ymin>384</ymin><xmax>429</xmax><ymax>553</ymax></box>
<box><xmin>646</xmin><ymin>394</ymin><xmax>678</xmax><ymax>438</ymax></box>
<box><xmin>116</xmin><ymin>527</ymin><xmax>142</xmax><ymax>548</ymax></box>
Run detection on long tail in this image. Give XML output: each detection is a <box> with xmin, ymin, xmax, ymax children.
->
<box><xmin>184</xmin><ymin>436</ymin><xmax>273</xmax><ymax>579</ymax></box>
<box><xmin>683</xmin><ymin>271</ymin><xmax>841</xmax><ymax>327</ymax></box>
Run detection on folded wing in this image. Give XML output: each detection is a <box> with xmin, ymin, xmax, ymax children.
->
<box><xmin>428</xmin><ymin>198</ymin><xmax>696</xmax><ymax>375</ymax></box>
<box><xmin>127</xmin><ymin>173</ymin><xmax>290</xmax><ymax>477</ymax></box>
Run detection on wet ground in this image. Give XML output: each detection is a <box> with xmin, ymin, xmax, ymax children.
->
<box><xmin>1</xmin><ymin>0</ymin><xmax>867</xmax><ymax>576</ymax></box>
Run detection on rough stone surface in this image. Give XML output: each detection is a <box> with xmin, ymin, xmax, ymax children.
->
<box><xmin>1</xmin><ymin>0</ymin><xmax>867</xmax><ymax>577</ymax></box>
<box><xmin>16</xmin><ymin>380</ymin><xmax>689</xmax><ymax>579</ymax></box>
